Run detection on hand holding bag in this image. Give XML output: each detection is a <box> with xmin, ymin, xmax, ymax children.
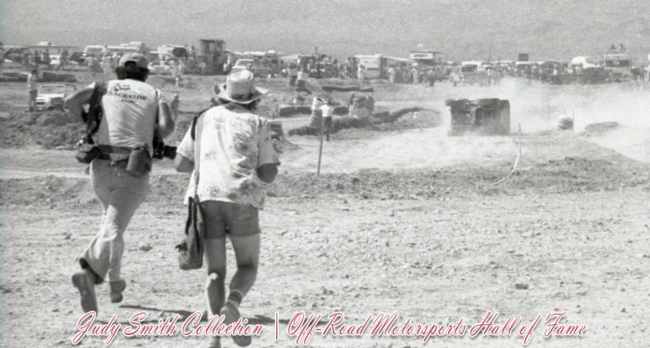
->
<box><xmin>176</xmin><ymin>113</ymin><xmax>206</xmax><ymax>270</ymax></box>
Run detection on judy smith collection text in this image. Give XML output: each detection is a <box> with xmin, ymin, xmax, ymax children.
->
<box><xmin>72</xmin><ymin>310</ymin><xmax>586</xmax><ymax>345</ymax></box>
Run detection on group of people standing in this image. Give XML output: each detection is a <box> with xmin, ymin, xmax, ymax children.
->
<box><xmin>64</xmin><ymin>53</ymin><xmax>280</xmax><ymax>348</ymax></box>
<box><xmin>387</xmin><ymin>65</ymin><xmax>444</xmax><ymax>86</ymax></box>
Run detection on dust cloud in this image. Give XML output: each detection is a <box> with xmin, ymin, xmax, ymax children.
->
<box><xmin>432</xmin><ymin>79</ymin><xmax>650</xmax><ymax>162</ymax></box>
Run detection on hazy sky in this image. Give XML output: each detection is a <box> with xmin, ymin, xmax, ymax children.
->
<box><xmin>2</xmin><ymin>0</ymin><xmax>649</xmax><ymax>61</ymax></box>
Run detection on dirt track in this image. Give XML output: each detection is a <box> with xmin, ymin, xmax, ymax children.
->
<box><xmin>1</xmin><ymin>71</ymin><xmax>650</xmax><ymax>348</ymax></box>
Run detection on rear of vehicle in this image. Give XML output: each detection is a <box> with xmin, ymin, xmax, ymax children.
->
<box><xmin>355</xmin><ymin>55</ymin><xmax>383</xmax><ymax>79</ymax></box>
<box><xmin>603</xmin><ymin>53</ymin><xmax>632</xmax><ymax>81</ymax></box>
<box><xmin>446</xmin><ymin>98</ymin><xmax>510</xmax><ymax>136</ymax></box>
<box><xmin>148</xmin><ymin>61</ymin><xmax>172</xmax><ymax>75</ymax></box>
<box><xmin>36</xmin><ymin>84</ymin><xmax>76</xmax><ymax>111</ymax></box>
<box><xmin>232</xmin><ymin>59</ymin><xmax>270</xmax><ymax>78</ymax></box>
<box><xmin>461</xmin><ymin>62</ymin><xmax>488</xmax><ymax>85</ymax></box>
<box><xmin>49</xmin><ymin>55</ymin><xmax>62</xmax><ymax>69</ymax></box>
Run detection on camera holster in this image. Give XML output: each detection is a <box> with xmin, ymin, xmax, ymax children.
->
<box><xmin>75</xmin><ymin>82</ymin><xmax>105</xmax><ymax>164</ymax></box>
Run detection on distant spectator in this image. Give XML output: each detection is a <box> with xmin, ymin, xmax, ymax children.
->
<box><xmin>26</xmin><ymin>69</ymin><xmax>38</xmax><ymax>112</ymax></box>
<box><xmin>171</xmin><ymin>94</ymin><xmax>180</xmax><ymax>119</ymax></box>
<box><xmin>348</xmin><ymin>92</ymin><xmax>357</xmax><ymax>117</ymax></box>
<box><xmin>366</xmin><ymin>95</ymin><xmax>375</xmax><ymax>115</ymax></box>
<box><xmin>412</xmin><ymin>67</ymin><xmax>419</xmax><ymax>84</ymax></box>
<box><xmin>358</xmin><ymin>65</ymin><xmax>366</xmax><ymax>80</ymax></box>
<box><xmin>61</xmin><ymin>50</ymin><xmax>69</xmax><ymax>71</ymax></box>
<box><xmin>427</xmin><ymin>69</ymin><xmax>435</xmax><ymax>87</ymax></box>
<box><xmin>108</xmin><ymin>56</ymin><xmax>116</xmax><ymax>73</ymax></box>
<box><xmin>288</xmin><ymin>63</ymin><xmax>298</xmax><ymax>86</ymax></box>
<box><xmin>388</xmin><ymin>66</ymin><xmax>396</xmax><ymax>83</ymax></box>
<box><xmin>320</xmin><ymin>99</ymin><xmax>334</xmax><ymax>141</ymax></box>
<box><xmin>296</xmin><ymin>68</ymin><xmax>311</xmax><ymax>94</ymax></box>
<box><xmin>42</xmin><ymin>51</ymin><xmax>51</xmax><ymax>68</ymax></box>
<box><xmin>102</xmin><ymin>54</ymin><xmax>111</xmax><ymax>74</ymax></box>
<box><xmin>178</xmin><ymin>59</ymin><xmax>186</xmax><ymax>75</ymax></box>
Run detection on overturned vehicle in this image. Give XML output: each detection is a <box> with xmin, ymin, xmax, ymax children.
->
<box><xmin>445</xmin><ymin>98</ymin><xmax>510</xmax><ymax>136</ymax></box>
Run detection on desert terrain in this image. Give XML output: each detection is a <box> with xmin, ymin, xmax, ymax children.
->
<box><xmin>1</xmin><ymin>68</ymin><xmax>649</xmax><ymax>348</ymax></box>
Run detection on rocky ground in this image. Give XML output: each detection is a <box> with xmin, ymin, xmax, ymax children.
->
<box><xmin>1</xmin><ymin>68</ymin><xmax>649</xmax><ymax>348</ymax></box>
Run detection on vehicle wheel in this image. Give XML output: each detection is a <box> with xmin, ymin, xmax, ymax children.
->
<box><xmin>448</xmin><ymin>99</ymin><xmax>469</xmax><ymax>109</ymax></box>
<box><xmin>557</xmin><ymin>117</ymin><xmax>573</xmax><ymax>130</ymax></box>
<box><xmin>497</xmin><ymin>100</ymin><xmax>510</xmax><ymax>135</ymax></box>
<box><xmin>476</xmin><ymin>98</ymin><xmax>500</xmax><ymax>107</ymax></box>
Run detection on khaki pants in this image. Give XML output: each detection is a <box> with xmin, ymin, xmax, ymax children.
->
<box><xmin>80</xmin><ymin>159</ymin><xmax>149</xmax><ymax>283</ymax></box>
<box><xmin>28</xmin><ymin>89</ymin><xmax>37</xmax><ymax>110</ymax></box>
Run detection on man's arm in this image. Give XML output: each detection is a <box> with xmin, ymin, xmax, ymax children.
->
<box><xmin>256</xmin><ymin>120</ymin><xmax>280</xmax><ymax>184</ymax></box>
<box><xmin>64</xmin><ymin>86</ymin><xmax>95</xmax><ymax>120</ymax></box>
<box><xmin>174</xmin><ymin>154</ymin><xmax>194</xmax><ymax>173</ymax></box>
<box><xmin>157</xmin><ymin>103</ymin><xmax>175</xmax><ymax>138</ymax></box>
<box><xmin>174</xmin><ymin>126</ymin><xmax>195</xmax><ymax>173</ymax></box>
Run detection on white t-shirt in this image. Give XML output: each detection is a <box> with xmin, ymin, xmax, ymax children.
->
<box><xmin>27</xmin><ymin>74</ymin><xmax>37</xmax><ymax>91</ymax></box>
<box><xmin>320</xmin><ymin>105</ymin><xmax>334</xmax><ymax>118</ymax></box>
<box><xmin>177</xmin><ymin>105</ymin><xmax>281</xmax><ymax>209</ymax></box>
<box><xmin>94</xmin><ymin>79</ymin><xmax>167</xmax><ymax>152</ymax></box>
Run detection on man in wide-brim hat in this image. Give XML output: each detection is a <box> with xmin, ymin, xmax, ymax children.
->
<box><xmin>175</xmin><ymin>69</ymin><xmax>280</xmax><ymax>348</ymax></box>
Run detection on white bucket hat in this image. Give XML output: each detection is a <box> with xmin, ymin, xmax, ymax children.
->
<box><xmin>213</xmin><ymin>70</ymin><xmax>268</xmax><ymax>104</ymax></box>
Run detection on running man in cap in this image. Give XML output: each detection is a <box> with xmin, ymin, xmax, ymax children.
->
<box><xmin>175</xmin><ymin>69</ymin><xmax>280</xmax><ymax>348</ymax></box>
<box><xmin>65</xmin><ymin>52</ymin><xmax>175</xmax><ymax>314</ymax></box>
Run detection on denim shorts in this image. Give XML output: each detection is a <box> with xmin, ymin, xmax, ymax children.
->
<box><xmin>200</xmin><ymin>200</ymin><xmax>261</xmax><ymax>239</ymax></box>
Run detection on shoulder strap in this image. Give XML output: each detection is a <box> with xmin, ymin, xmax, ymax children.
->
<box><xmin>192</xmin><ymin>111</ymin><xmax>206</xmax><ymax>194</ymax></box>
<box><xmin>191</xmin><ymin>108</ymin><xmax>212</xmax><ymax>141</ymax></box>
<box><xmin>84</xmin><ymin>81</ymin><xmax>105</xmax><ymax>141</ymax></box>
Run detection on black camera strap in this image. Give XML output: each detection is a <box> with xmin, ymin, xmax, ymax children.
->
<box><xmin>83</xmin><ymin>82</ymin><xmax>105</xmax><ymax>144</ymax></box>
<box><xmin>193</xmin><ymin>111</ymin><xmax>206</xmax><ymax>197</ymax></box>
<box><xmin>190</xmin><ymin>108</ymin><xmax>211</xmax><ymax>141</ymax></box>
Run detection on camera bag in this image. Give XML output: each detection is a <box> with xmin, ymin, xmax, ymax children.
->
<box><xmin>75</xmin><ymin>82</ymin><xmax>105</xmax><ymax>164</ymax></box>
<box><xmin>176</xmin><ymin>112</ymin><xmax>206</xmax><ymax>270</ymax></box>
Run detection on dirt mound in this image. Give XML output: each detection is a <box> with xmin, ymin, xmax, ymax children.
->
<box><xmin>3</xmin><ymin>154</ymin><xmax>646</xmax><ymax>208</ymax></box>
<box><xmin>583</xmin><ymin>121</ymin><xmax>619</xmax><ymax>134</ymax></box>
<box><xmin>0</xmin><ymin>110</ymin><xmax>85</xmax><ymax>148</ymax></box>
<box><xmin>0</xmin><ymin>175</ymin><xmax>93</xmax><ymax>207</ymax></box>
<box><xmin>287</xmin><ymin>107</ymin><xmax>440</xmax><ymax>136</ymax></box>
<box><xmin>269</xmin><ymin>155</ymin><xmax>649</xmax><ymax>199</ymax></box>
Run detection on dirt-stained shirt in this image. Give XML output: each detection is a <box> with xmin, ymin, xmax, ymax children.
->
<box><xmin>177</xmin><ymin>105</ymin><xmax>280</xmax><ymax>209</ymax></box>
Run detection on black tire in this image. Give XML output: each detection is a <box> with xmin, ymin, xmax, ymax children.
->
<box><xmin>558</xmin><ymin>117</ymin><xmax>573</xmax><ymax>130</ymax></box>
<box><xmin>476</xmin><ymin>98</ymin><xmax>500</xmax><ymax>107</ymax></box>
<box><xmin>497</xmin><ymin>100</ymin><xmax>510</xmax><ymax>135</ymax></box>
<box><xmin>447</xmin><ymin>99</ymin><xmax>469</xmax><ymax>109</ymax></box>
